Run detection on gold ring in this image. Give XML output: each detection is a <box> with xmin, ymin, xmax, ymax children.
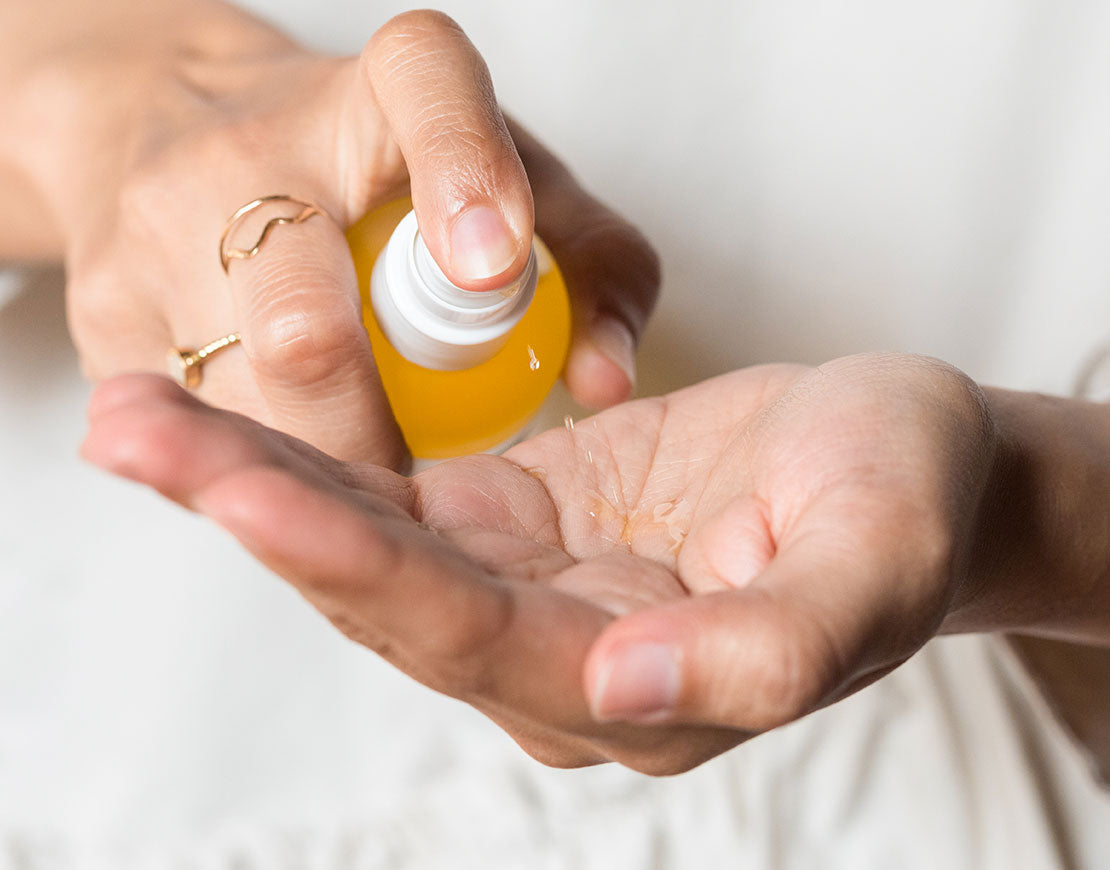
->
<box><xmin>219</xmin><ymin>195</ymin><xmax>324</xmax><ymax>273</ymax></box>
<box><xmin>167</xmin><ymin>332</ymin><xmax>241</xmax><ymax>389</ymax></box>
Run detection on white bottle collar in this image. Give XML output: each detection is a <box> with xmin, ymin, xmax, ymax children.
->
<box><xmin>370</xmin><ymin>210</ymin><xmax>538</xmax><ymax>371</ymax></box>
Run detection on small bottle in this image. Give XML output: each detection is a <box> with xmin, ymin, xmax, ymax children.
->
<box><xmin>347</xmin><ymin>199</ymin><xmax>571</xmax><ymax>461</ymax></box>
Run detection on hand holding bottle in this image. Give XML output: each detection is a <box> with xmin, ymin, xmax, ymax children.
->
<box><xmin>81</xmin><ymin>354</ymin><xmax>1110</xmax><ymax>773</ymax></box>
<box><xmin>0</xmin><ymin>1</ymin><xmax>658</xmax><ymax>466</ymax></box>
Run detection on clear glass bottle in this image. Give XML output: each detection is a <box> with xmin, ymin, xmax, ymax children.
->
<box><xmin>347</xmin><ymin>199</ymin><xmax>571</xmax><ymax>461</ymax></box>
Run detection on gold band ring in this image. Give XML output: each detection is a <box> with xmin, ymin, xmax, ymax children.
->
<box><xmin>167</xmin><ymin>332</ymin><xmax>241</xmax><ymax>389</ymax></box>
<box><xmin>218</xmin><ymin>194</ymin><xmax>324</xmax><ymax>273</ymax></box>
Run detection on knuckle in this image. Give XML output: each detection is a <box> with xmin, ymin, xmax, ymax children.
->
<box><xmin>66</xmin><ymin>206</ymin><xmax>174</xmax><ymax>379</ymax></box>
<box><xmin>427</xmin><ymin>595</ymin><xmax>514</xmax><ymax>671</ymax></box>
<box><xmin>66</xmin><ymin>270</ymin><xmax>156</xmax><ymax>379</ymax></box>
<box><xmin>740</xmin><ymin>611</ymin><xmax>840</xmax><ymax>730</ymax></box>
<box><xmin>246</xmin><ymin>283</ymin><xmax>368</xmax><ymax>389</ymax></box>
<box><xmin>932</xmin><ymin>362</ymin><xmax>996</xmax><ymax>446</ymax></box>
<box><xmin>75</xmin><ymin>352</ymin><xmax>108</xmax><ymax>383</ymax></box>
<box><xmin>66</xmin><ymin>269</ymin><xmax>115</xmax><ymax>335</ymax></box>
<box><xmin>409</xmin><ymin>595</ymin><xmax>514</xmax><ymax>699</ymax></box>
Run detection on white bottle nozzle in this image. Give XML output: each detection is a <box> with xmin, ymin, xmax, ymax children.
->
<box><xmin>370</xmin><ymin>210</ymin><xmax>538</xmax><ymax>371</ymax></box>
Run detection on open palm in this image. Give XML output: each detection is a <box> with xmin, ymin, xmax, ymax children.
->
<box><xmin>84</xmin><ymin>353</ymin><xmax>996</xmax><ymax>773</ymax></box>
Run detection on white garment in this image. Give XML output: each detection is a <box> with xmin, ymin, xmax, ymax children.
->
<box><xmin>3</xmin><ymin>1</ymin><xmax>1110</xmax><ymax>867</ymax></box>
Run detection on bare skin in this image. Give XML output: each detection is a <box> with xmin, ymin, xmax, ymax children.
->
<box><xmin>5</xmin><ymin>0</ymin><xmax>1107</xmax><ymax>781</ymax></box>
<box><xmin>83</xmin><ymin>354</ymin><xmax>1110</xmax><ymax>774</ymax></box>
<box><xmin>0</xmin><ymin>1</ymin><xmax>659</xmax><ymax>465</ymax></box>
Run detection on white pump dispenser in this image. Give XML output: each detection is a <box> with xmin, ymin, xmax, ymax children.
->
<box><xmin>369</xmin><ymin>210</ymin><xmax>539</xmax><ymax>371</ymax></box>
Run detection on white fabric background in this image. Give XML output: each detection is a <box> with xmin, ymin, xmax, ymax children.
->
<box><xmin>3</xmin><ymin>1</ymin><xmax>1110</xmax><ymax>867</ymax></box>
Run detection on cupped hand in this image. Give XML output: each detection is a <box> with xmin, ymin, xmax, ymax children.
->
<box><xmin>83</xmin><ymin>353</ymin><xmax>1003</xmax><ymax>774</ymax></box>
<box><xmin>16</xmin><ymin>2</ymin><xmax>657</xmax><ymax>465</ymax></box>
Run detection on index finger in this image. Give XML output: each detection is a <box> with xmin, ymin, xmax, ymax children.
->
<box><xmin>358</xmin><ymin>10</ymin><xmax>535</xmax><ymax>290</ymax></box>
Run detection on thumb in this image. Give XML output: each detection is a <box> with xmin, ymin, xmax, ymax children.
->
<box><xmin>356</xmin><ymin>10</ymin><xmax>534</xmax><ymax>290</ymax></box>
<box><xmin>583</xmin><ymin>521</ymin><xmax>933</xmax><ymax>730</ymax></box>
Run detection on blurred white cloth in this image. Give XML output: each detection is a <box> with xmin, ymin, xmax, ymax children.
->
<box><xmin>3</xmin><ymin>1</ymin><xmax>1110</xmax><ymax>867</ymax></box>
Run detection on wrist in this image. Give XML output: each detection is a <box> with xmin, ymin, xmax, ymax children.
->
<box><xmin>945</xmin><ymin>387</ymin><xmax>1110</xmax><ymax>642</ymax></box>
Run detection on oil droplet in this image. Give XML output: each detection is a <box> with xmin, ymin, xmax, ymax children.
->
<box><xmin>563</xmin><ymin>415</ymin><xmax>575</xmax><ymax>431</ymax></box>
<box><xmin>652</xmin><ymin>502</ymin><xmax>676</xmax><ymax>522</ymax></box>
<box><xmin>587</xmin><ymin>494</ymin><xmax>621</xmax><ymax>525</ymax></box>
<box><xmin>586</xmin><ymin>448</ymin><xmax>594</xmax><ymax>465</ymax></box>
<box><xmin>527</xmin><ymin>345</ymin><xmax>540</xmax><ymax>371</ymax></box>
<box><xmin>523</xmin><ymin>466</ymin><xmax>547</xmax><ymax>484</ymax></box>
<box><xmin>610</xmin><ymin>498</ymin><xmax>692</xmax><ymax>555</ymax></box>
<box><xmin>654</xmin><ymin>499</ymin><xmax>691</xmax><ymax>554</ymax></box>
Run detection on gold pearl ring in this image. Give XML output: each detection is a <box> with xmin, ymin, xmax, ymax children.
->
<box><xmin>167</xmin><ymin>332</ymin><xmax>241</xmax><ymax>390</ymax></box>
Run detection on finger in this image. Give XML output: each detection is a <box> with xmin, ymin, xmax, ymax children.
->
<box><xmin>82</xmin><ymin>372</ymin><xmax>413</xmax><ymax>514</ymax></box>
<box><xmin>584</xmin><ymin>503</ymin><xmax>941</xmax><ymax>730</ymax></box>
<box><xmin>509</xmin><ymin>119</ymin><xmax>661</xmax><ymax>409</ymax></box>
<box><xmin>63</xmin><ymin>222</ymin><xmax>188</xmax><ymax>385</ymax></box>
<box><xmin>221</xmin><ymin>198</ymin><xmax>406</xmax><ymax>467</ymax></box>
<box><xmin>83</xmin><ymin>373</ymin><xmax>287</xmax><ymax>505</ymax></box>
<box><xmin>355</xmin><ymin>10</ymin><xmax>534</xmax><ymax>290</ymax></box>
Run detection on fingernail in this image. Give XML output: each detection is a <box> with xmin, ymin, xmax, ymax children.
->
<box><xmin>449</xmin><ymin>205</ymin><xmax>519</xmax><ymax>282</ymax></box>
<box><xmin>590</xmin><ymin>642</ymin><xmax>681</xmax><ymax>722</ymax></box>
<box><xmin>591</xmin><ymin>316</ymin><xmax>637</xmax><ymax>389</ymax></box>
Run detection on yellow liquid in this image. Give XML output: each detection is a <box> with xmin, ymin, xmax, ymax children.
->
<box><xmin>347</xmin><ymin>199</ymin><xmax>571</xmax><ymax>459</ymax></box>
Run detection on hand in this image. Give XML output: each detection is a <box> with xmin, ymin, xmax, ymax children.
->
<box><xmin>86</xmin><ymin>353</ymin><xmax>1068</xmax><ymax>774</ymax></box>
<box><xmin>3</xmin><ymin>2</ymin><xmax>658</xmax><ymax>465</ymax></box>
